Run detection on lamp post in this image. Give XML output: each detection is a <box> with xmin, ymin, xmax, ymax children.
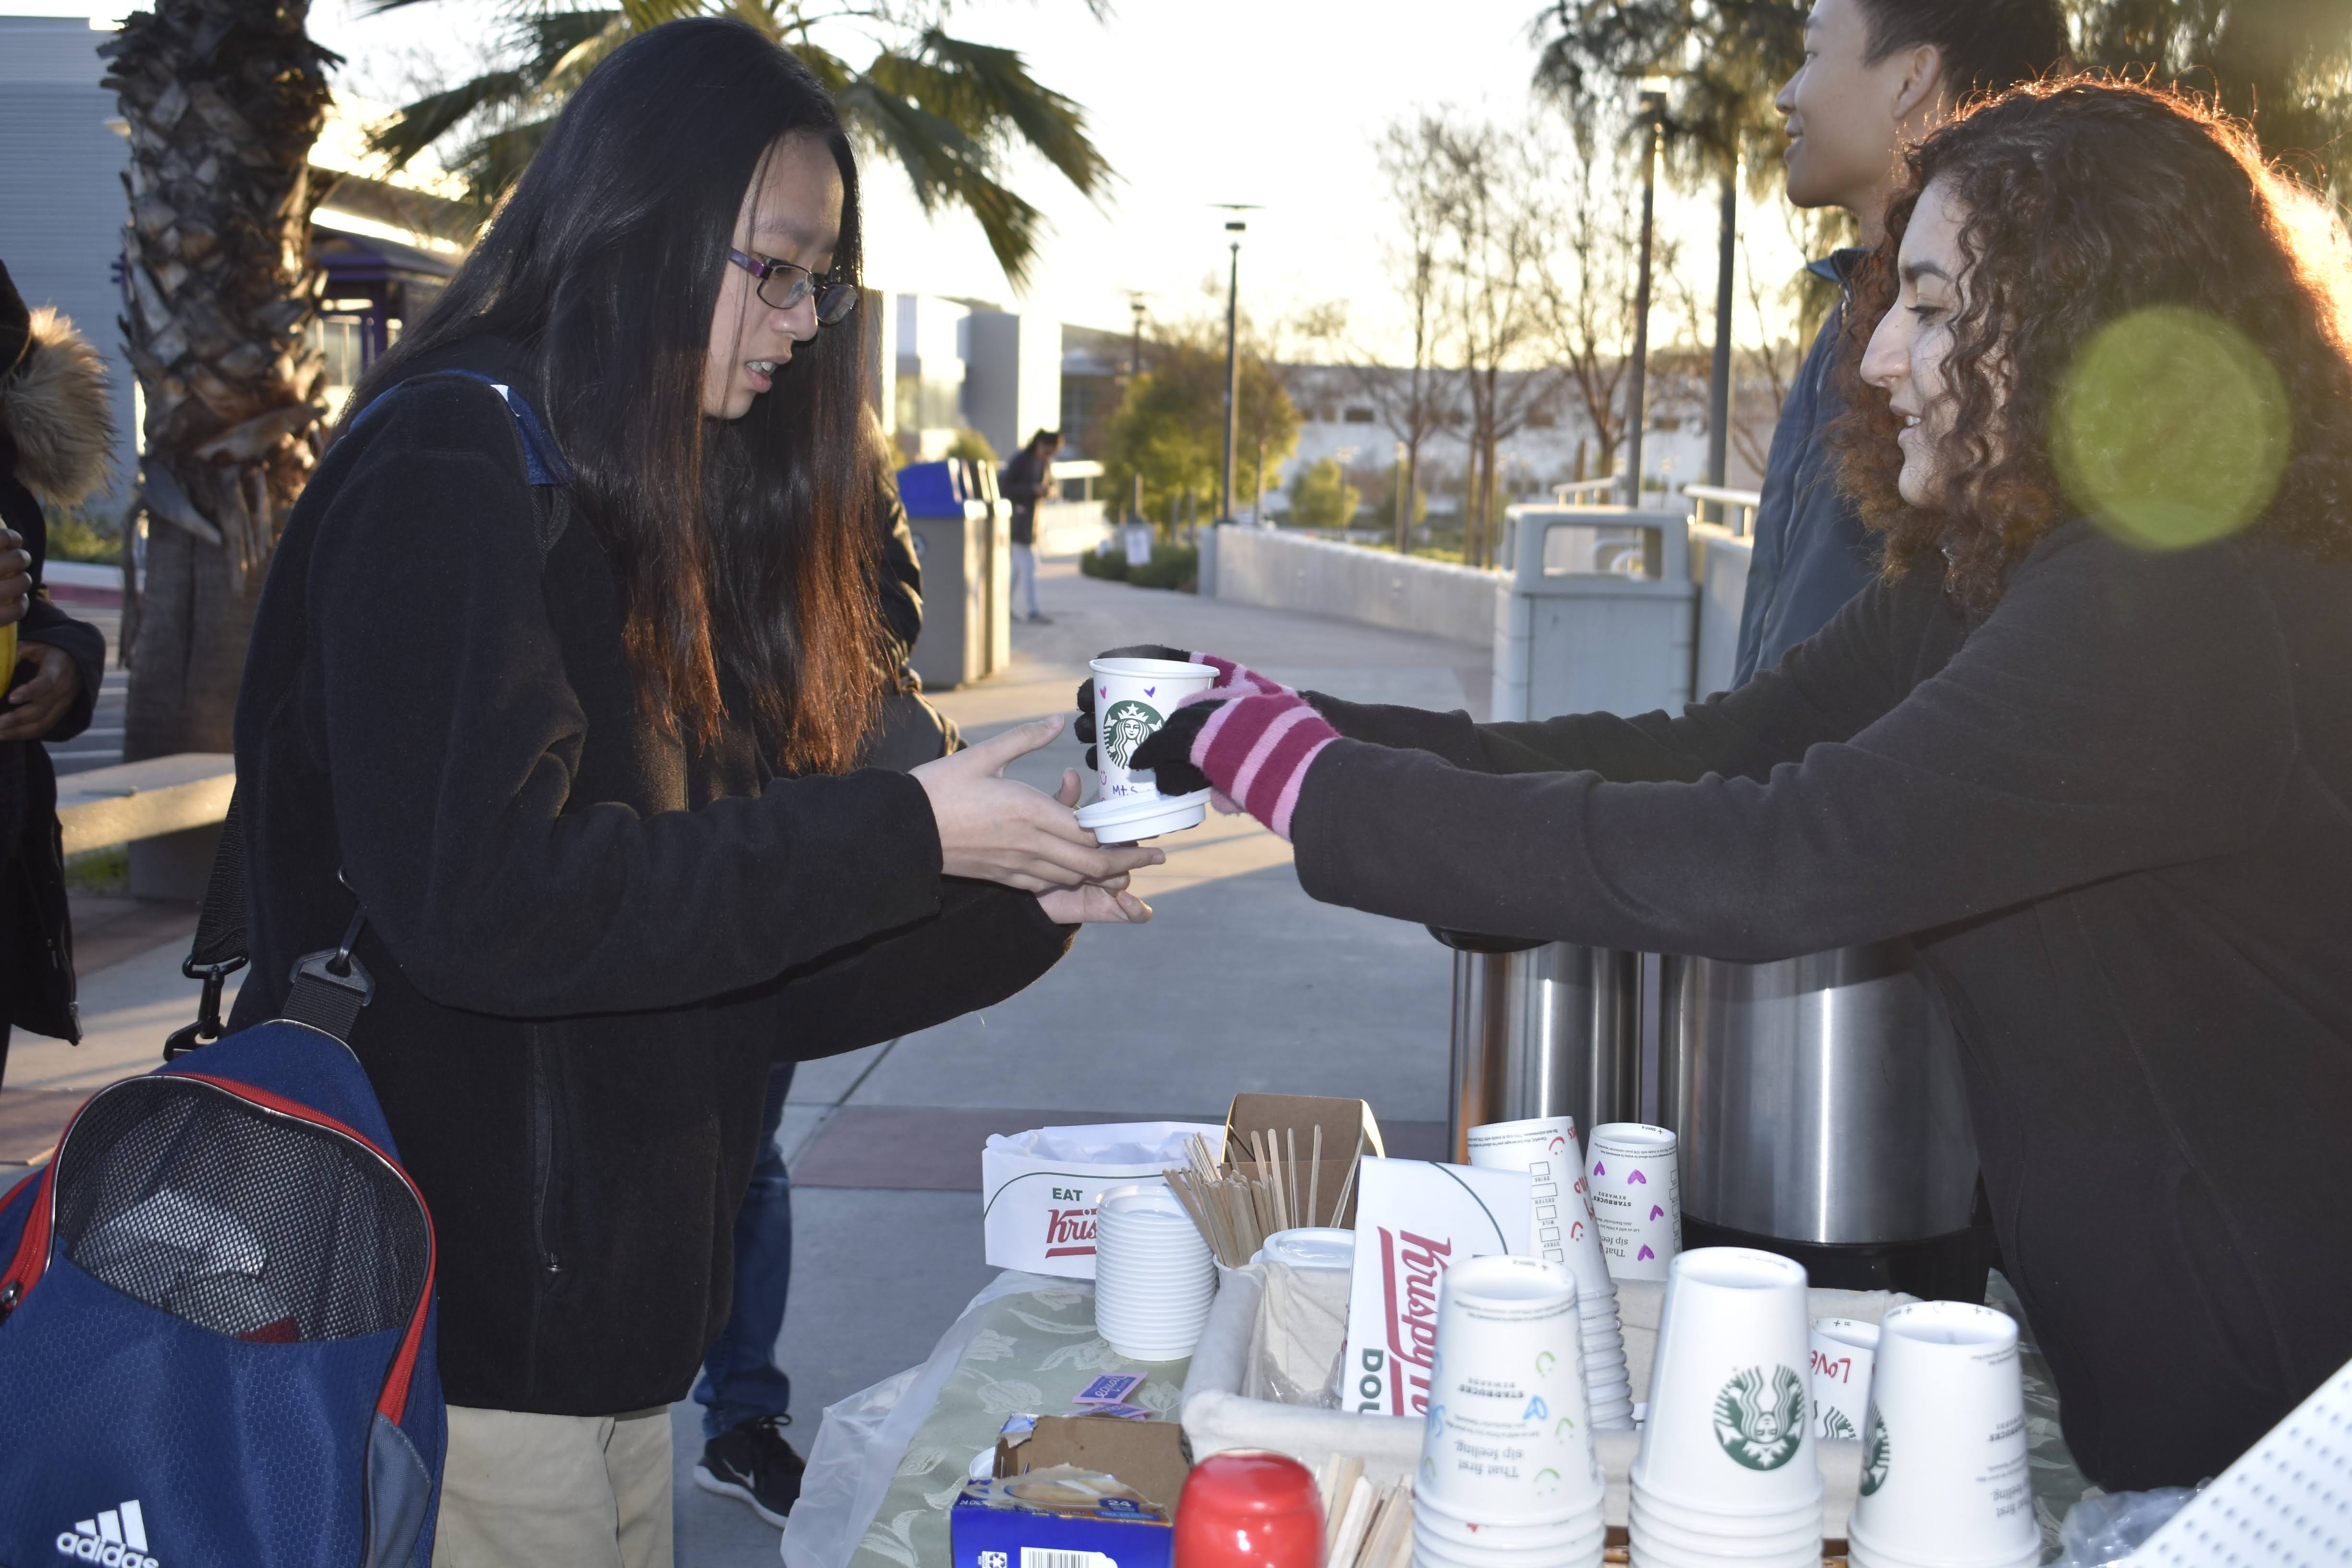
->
<box><xmin>1128</xmin><ymin>295</ymin><xmax>1146</xmax><ymax>525</ymax></box>
<box><xmin>1624</xmin><ymin>84</ymin><xmax>1667</xmax><ymax>507</ymax></box>
<box><xmin>1706</xmin><ymin>163</ymin><xmax>1738</xmax><ymax>491</ymax></box>
<box><xmin>1219</xmin><ymin>219</ymin><xmax>1245</xmax><ymax>523</ymax></box>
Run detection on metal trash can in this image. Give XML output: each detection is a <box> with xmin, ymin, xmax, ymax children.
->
<box><xmin>1434</xmin><ymin>929</ymin><xmax>1642</xmax><ymax>1162</ymax></box>
<box><xmin>898</xmin><ymin>459</ymin><xmax>1009</xmax><ymax>690</ymax></box>
<box><xmin>1490</xmin><ymin>505</ymin><xmax>1698</xmax><ymax>722</ymax></box>
<box><xmin>1658</xmin><ymin>942</ymin><xmax>1992</xmax><ymax>1300</ymax></box>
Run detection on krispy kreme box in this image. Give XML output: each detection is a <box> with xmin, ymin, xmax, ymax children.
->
<box><xmin>981</xmin><ymin>1122</ymin><xmax>1224</xmax><ymax>1278</ymax></box>
<box><xmin>1342</xmin><ymin>1157</ymin><xmax>1535</xmax><ymax>1418</ymax></box>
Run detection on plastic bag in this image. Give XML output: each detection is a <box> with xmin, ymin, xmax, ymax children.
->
<box><xmin>2050</xmin><ymin>1487</ymin><xmax>2200</xmax><ymax>1566</ymax></box>
<box><xmin>781</xmin><ymin>1271</ymin><xmax>1071</xmax><ymax>1568</ymax></box>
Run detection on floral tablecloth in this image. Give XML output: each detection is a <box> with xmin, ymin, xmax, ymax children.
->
<box><xmin>845</xmin><ymin>1278</ymin><xmax>1188</xmax><ymax>1568</ymax></box>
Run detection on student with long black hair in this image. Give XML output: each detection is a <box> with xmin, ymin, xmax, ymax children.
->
<box><xmin>230</xmin><ymin>20</ymin><xmax>1154</xmax><ymax>1562</ymax></box>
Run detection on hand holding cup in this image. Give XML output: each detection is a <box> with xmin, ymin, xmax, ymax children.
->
<box><xmin>912</xmin><ymin>714</ymin><xmax>1163</xmax><ymax>894</ymax></box>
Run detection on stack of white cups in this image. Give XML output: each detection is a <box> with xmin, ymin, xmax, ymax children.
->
<box><xmin>1091</xmin><ymin>1180</ymin><xmax>1216</xmax><ymax>1361</ymax></box>
<box><xmin>1465</xmin><ymin>1118</ymin><xmax>1633</xmax><ymax>1430</ymax></box>
<box><xmin>1412</xmin><ymin>1255</ymin><xmax>1606</xmax><ymax>1568</ymax></box>
<box><xmin>1629</xmin><ymin>1248</ymin><xmax>1825</xmax><ymax>1568</ymax></box>
<box><xmin>1845</xmin><ymin>1302</ymin><xmax>2040</xmax><ymax>1568</ymax></box>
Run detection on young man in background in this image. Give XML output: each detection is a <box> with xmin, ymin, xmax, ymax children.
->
<box><xmin>1733</xmin><ymin>0</ymin><xmax>2068</xmax><ymax>683</ymax></box>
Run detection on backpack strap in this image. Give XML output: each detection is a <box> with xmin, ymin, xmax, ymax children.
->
<box><xmin>164</xmin><ymin>371</ymin><xmax>570</xmax><ymax>1057</ymax></box>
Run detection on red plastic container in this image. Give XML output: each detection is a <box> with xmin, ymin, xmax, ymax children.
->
<box><xmin>1175</xmin><ymin>1450</ymin><xmax>1325</xmax><ymax>1568</ymax></box>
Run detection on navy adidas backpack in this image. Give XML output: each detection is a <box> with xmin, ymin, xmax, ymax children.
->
<box><xmin>0</xmin><ymin>373</ymin><xmax>568</xmax><ymax>1567</ymax></box>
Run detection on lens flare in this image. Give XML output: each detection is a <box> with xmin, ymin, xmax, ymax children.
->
<box><xmin>2053</xmin><ymin>306</ymin><xmax>2289</xmax><ymax>550</ymax></box>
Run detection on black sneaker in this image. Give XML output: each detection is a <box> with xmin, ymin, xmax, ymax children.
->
<box><xmin>694</xmin><ymin>1414</ymin><xmax>806</xmax><ymax>1527</ymax></box>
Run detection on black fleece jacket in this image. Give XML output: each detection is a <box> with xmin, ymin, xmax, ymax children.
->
<box><xmin>228</xmin><ymin>340</ymin><xmax>1072</xmax><ymax>1414</ymax></box>
<box><xmin>1292</xmin><ymin>521</ymin><xmax>2352</xmax><ymax>1491</ymax></box>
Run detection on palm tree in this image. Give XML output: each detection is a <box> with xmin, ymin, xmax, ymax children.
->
<box><xmin>364</xmin><ymin>0</ymin><xmax>1114</xmax><ymax>288</ymax></box>
<box><xmin>100</xmin><ymin>0</ymin><xmax>337</xmax><ymax>759</ymax></box>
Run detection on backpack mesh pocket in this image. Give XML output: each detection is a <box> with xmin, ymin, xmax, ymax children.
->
<box><xmin>50</xmin><ymin>1077</ymin><xmax>429</xmax><ymax>1342</ymax></box>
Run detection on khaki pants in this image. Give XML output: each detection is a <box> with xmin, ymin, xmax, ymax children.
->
<box><xmin>432</xmin><ymin>1404</ymin><xmax>674</xmax><ymax>1568</ymax></box>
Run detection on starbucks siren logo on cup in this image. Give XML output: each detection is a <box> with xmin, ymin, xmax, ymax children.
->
<box><xmin>1076</xmin><ymin>656</ymin><xmax>1216</xmax><ymax>842</ymax></box>
<box><xmin>1711</xmin><ymin>1364</ymin><xmax>1809</xmax><ymax>1471</ymax></box>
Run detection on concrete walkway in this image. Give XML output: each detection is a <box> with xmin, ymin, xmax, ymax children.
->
<box><xmin>5</xmin><ymin>555</ymin><xmax>1491</xmax><ymax>1566</ymax></box>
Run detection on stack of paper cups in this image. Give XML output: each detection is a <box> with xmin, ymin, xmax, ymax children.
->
<box><xmin>1808</xmin><ymin>1318</ymin><xmax>1879</xmax><ymax>1443</ymax></box>
<box><xmin>1466</xmin><ymin>1118</ymin><xmax>1631</xmax><ymax>1431</ymax></box>
<box><xmin>1845</xmin><ymin>1303</ymin><xmax>2039</xmax><ymax>1568</ymax></box>
<box><xmin>1412</xmin><ymin>1254</ymin><xmax>1606</xmax><ymax>1568</ymax></box>
<box><xmin>1629</xmin><ymin>1248</ymin><xmax>1824</xmax><ymax>1567</ymax></box>
<box><xmin>1091</xmin><ymin>1180</ymin><xmax>1216</xmax><ymax>1361</ymax></box>
<box><xmin>1586</xmin><ymin>1123</ymin><xmax>1682</xmax><ymax>1283</ymax></box>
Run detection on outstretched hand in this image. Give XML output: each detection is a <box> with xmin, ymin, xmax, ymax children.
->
<box><xmin>1037</xmin><ymin>761</ymin><xmax>1152</xmax><ymax>924</ymax></box>
<box><xmin>912</xmin><ymin>714</ymin><xmax>1164</xmax><ymax>893</ymax></box>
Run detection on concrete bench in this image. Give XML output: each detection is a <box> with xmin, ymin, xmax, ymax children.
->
<box><xmin>54</xmin><ymin>753</ymin><xmax>234</xmax><ymax>899</ymax></box>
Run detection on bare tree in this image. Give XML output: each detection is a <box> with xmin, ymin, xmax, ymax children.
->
<box><xmin>1349</xmin><ymin>116</ymin><xmax>1460</xmax><ymax>555</ymax></box>
<box><xmin>1539</xmin><ymin>145</ymin><xmax>1647</xmax><ymax>494</ymax></box>
<box><xmin>1433</xmin><ymin>118</ymin><xmax>1562</xmax><ymax>569</ymax></box>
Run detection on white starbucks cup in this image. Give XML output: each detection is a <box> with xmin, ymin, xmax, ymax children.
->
<box><xmin>1075</xmin><ymin>656</ymin><xmax>1216</xmax><ymax>841</ymax></box>
<box><xmin>1631</xmin><ymin>1248</ymin><xmax>1823</xmax><ymax>1524</ymax></box>
<box><xmin>1468</xmin><ymin>1117</ymin><xmax>1630</xmax><ymax>1429</ymax></box>
<box><xmin>1809</xmin><ymin>1317</ymin><xmax>1880</xmax><ymax>1444</ymax></box>
<box><xmin>1416</xmin><ymin>1254</ymin><xmax>1603</xmax><ymax>1524</ymax></box>
<box><xmin>1586</xmin><ymin>1123</ymin><xmax>1681</xmax><ymax>1282</ymax></box>
<box><xmin>1845</xmin><ymin>1302</ymin><xmax>2040</xmax><ymax>1568</ymax></box>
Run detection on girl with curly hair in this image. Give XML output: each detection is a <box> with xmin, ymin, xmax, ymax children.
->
<box><xmin>1118</xmin><ymin>77</ymin><xmax>2352</xmax><ymax>1490</ymax></box>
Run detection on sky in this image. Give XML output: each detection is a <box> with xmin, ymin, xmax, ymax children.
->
<box><xmin>30</xmin><ymin>0</ymin><xmax>1816</xmax><ymax>358</ymax></box>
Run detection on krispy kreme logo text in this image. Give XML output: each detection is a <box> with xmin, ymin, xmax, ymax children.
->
<box><xmin>1044</xmin><ymin>1205</ymin><xmax>1096</xmax><ymax>1258</ymax></box>
<box><xmin>1376</xmin><ymin>1227</ymin><xmax>1452</xmax><ymax>1416</ymax></box>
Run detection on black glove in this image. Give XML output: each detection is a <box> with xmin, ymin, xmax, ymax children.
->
<box><xmin>1073</xmin><ymin>644</ymin><xmax>1196</xmax><ymax>771</ymax></box>
<box><xmin>1125</xmin><ymin>698</ymin><xmax>1224</xmax><ymax>797</ymax></box>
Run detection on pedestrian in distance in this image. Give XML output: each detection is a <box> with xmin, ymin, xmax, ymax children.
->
<box><xmin>1121</xmin><ymin>77</ymin><xmax>2352</xmax><ymax>1496</ymax></box>
<box><xmin>1734</xmin><ymin>0</ymin><xmax>2068</xmax><ymax>687</ymax></box>
<box><xmin>227</xmin><ymin>20</ymin><xmax>1155</xmax><ymax>1566</ymax></box>
<box><xmin>1002</xmin><ymin>427</ymin><xmax>1061</xmax><ymax>623</ymax></box>
<box><xmin>0</xmin><ymin>259</ymin><xmax>110</xmax><ymax>1083</ymax></box>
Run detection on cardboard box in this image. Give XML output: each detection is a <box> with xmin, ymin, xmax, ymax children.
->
<box><xmin>1340</xmin><ymin>1157</ymin><xmax>1535</xmax><ymax>1420</ymax></box>
<box><xmin>982</xmin><ymin>1122</ymin><xmax>1225</xmax><ymax>1278</ymax></box>
<box><xmin>950</xmin><ymin>1415</ymin><xmax>1191</xmax><ymax>1568</ymax></box>
<box><xmin>1222</xmin><ymin>1093</ymin><xmax>1385</xmax><ymax>1230</ymax></box>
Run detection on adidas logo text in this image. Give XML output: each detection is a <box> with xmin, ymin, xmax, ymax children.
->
<box><xmin>54</xmin><ymin>1498</ymin><xmax>159</xmax><ymax>1568</ymax></box>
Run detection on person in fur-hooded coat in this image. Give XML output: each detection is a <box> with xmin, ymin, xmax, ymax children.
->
<box><xmin>0</xmin><ymin>259</ymin><xmax>112</xmax><ymax>1075</ymax></box>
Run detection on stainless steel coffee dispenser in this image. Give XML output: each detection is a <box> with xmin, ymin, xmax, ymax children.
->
<box><xmin>1436</xmin><ymin>930</ymin><xmax>1642</xmax><ymax>1162</ymax></box>
<box><xmin>1658</xmin><ymin>940</ymin><xmax>1992</xmax><ymax>1299</ymax></box>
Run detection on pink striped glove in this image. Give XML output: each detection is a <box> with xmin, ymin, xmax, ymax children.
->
<box><xmin>1074</xmin><ymin>647</ymin><xmax>1294</xmax><ymax>774</ymax></box>
<box><xmin>1127</xmin><ymin>691</ymin><xmax>1341</xmax><ymax>842</ymax></box>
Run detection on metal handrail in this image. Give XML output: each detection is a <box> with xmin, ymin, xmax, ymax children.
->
<box><xmin>1685</xmin><ymin>482</ymin><xmax>1763</xmax><ymax>537</ymax></box>
<box><xmin>1552</xmin><ymin>477</ymin><xmax>1621</xmax><ymax>505</ymax></box>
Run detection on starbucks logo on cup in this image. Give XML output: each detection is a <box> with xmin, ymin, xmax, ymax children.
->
<box><xmin>1860</xmin><ymin>1403</ymin><xmax>1891</xmax><ymax>1495</ymax></box>
<box><xmin>1819</xmin><ymin>1406</ymin><xmax>1859</xmax><ymax>1443</ymax></box>
<box><xmin>1101</xmin><ymin>699</ymin><xmax>1164</xmax><ymax>768</ymax></box>
<box><xmin>1712</xmin><ymin>1364</ymin><xmax>1808</xmax><ymax>1472</ymax></box>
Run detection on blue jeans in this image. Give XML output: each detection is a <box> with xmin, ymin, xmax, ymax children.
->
<box><xmin>693</xmin><ymin>1061</ymin><xmax>795</xmax><ymax>1439</ymax></box>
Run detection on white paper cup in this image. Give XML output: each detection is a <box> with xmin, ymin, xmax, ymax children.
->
<box><xmin>1414</xmin><ymin>1519</ymin><xmax>1606</xmax><ymax>1568</ymax></box>
<box><xmin>1625</xmin><ymin>1529</ymin><xmax>1822</xmax><ymax>1568</ymax></box>
<box><xmin>1078</xmin><ymin>656</ymin><xmax>1217</xmax><ymax>837</ymax></box>
<box><xmin>1417</xmin><ymin>1255</ymin><xmax>1603</xmax><ymax>1522</ymax></box>
<box><xmin>1845</xmin><ymin>1302</ymin><xmax>2038</xmax><ymax>1568</ymax></box>
<box><xmin>1809</xmin><ymin>1317</ymin><xmax>1879</xmax><ymax>1444</ymax></box>
<box><xmin>1263</xmin><ymin>1227</ymin><xmax>1354</xmax><ymax>1271</ymax></box>
<box><xmin>1631</xmin><ymin>1249</ymin><xmax>1823</xmax><ymax>1524</ymax></box>
<box><xmin>1630</xmin><ymin>1494</ymin><xmax>1822</xmax><ymax>1555</ymax></box>
<box><xmin>1587</xmin><ymin>1124</ymin><xmax>1681</xmax><ymax>1281</ymax></box>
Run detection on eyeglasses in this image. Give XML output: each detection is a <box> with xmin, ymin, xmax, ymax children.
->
<box><xmin>727</xmin><ymin>249</ymin><xmax>859</xmax><ymax>326</ymax></box>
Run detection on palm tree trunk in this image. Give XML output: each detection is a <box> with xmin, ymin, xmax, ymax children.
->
<box><xmin>102</xmin><ymin>0</ymin><xmax>334</xmax><ymax>760</ymax></box>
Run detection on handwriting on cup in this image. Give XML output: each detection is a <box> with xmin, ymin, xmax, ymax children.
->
<box><xmin>1811</xmin><ymin>1348</ymin><xmax>1859</xmax><ymax>1385</ymax></box>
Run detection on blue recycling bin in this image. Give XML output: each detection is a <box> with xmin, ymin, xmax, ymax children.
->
<box><xmin>897</xmin><ymin>459</ymin><xmax>1009</xmax><ymax>689</ymax></box>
